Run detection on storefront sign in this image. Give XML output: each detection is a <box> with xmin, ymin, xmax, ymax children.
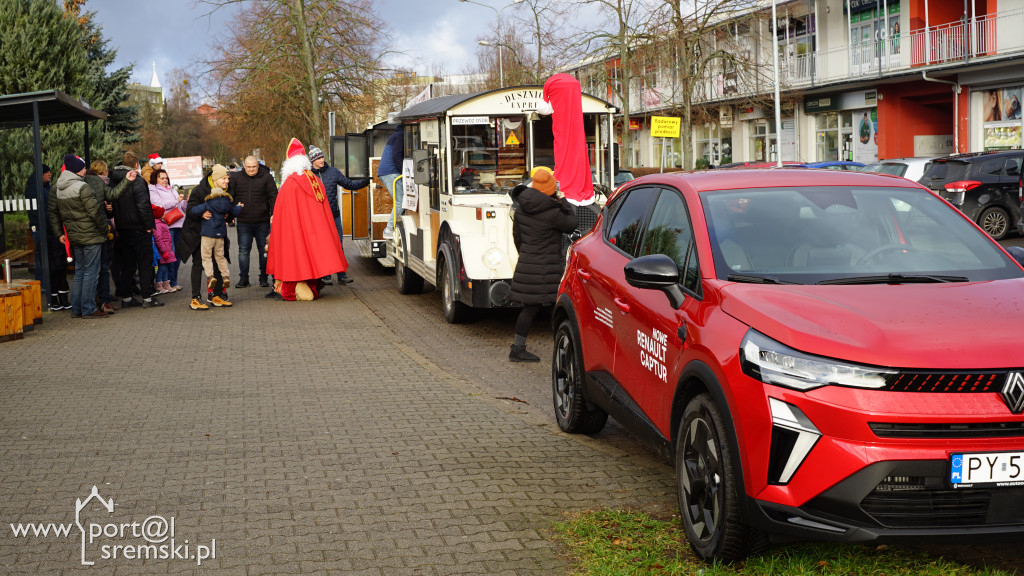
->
<box><xmin>804</xmin><ymin>95</ymin><xmax>837</xmax><ymax>113</ymax></box>
<box><xmin>865</xmin><ymin>91</ymin><xmax>877</xmax><ymax>106</ymax></box>
<box><xmin>629</xmin><ymin>118</ymin><xmax>642</xmax><ymax>131</ymax></box>
<box><xmin>451</xmin><ymin>116</ymin><xmax>490</xmax><ymax>125</ymax></box>
<box><xmin>847</xmin><ymin>0</ymin><xmax>880</xmax><ymax>14</ymax></box>
<box><xmin>720</xmin><ymin>107</ymin><xmax>733</xmax><ymax>129</ymax></box>
<box><xmin>650</xmin><ymin>116</ymin><xmax>681</xmax><ymax>138</ymax></box>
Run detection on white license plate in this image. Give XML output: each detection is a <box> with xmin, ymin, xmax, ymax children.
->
<box><xmin>950</xmin><ymin>451</ymin><xmax>1024</xmax><ymax>488</ymax></box>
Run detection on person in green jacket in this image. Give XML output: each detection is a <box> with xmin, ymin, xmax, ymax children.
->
<box><xmin>49</xmin><ymin>154</ymin><xmax>137</xmax><ymax>319</ymax></box>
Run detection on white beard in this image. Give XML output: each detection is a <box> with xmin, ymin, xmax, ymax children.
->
<box><xmin>281</xmin><ymin>154</ymin><xmax>311</xmax><ymax>181</ymax></box>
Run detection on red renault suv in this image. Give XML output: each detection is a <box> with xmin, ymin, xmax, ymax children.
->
<box><xmin>551</xmin><ymin>168</ymin><xmax>1024</xmax><ymax>561</ymax></box>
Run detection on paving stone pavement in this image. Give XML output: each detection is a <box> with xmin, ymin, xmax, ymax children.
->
<box><xmin>0</xmin><ymin>237</ymin><xmax>677</xmax><ymax>575</ymax></box>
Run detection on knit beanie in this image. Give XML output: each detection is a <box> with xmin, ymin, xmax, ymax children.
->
<box><xmin>151</xmin><ymin>204</ymin><xmax>165</xmax><ymax>219</ymax></box>
<box><xmin>531</xmin><ymin>169</ymin><xmax>557</xmax><ymax>196</ymax></box>
<box><xmin>63</xmin><ymin>154</ymin><xmax>86</xmax><ymax>174</ymax></box>
<box><xmin>210</xmin><ymin>164</ymin><xmax>228</xmax><ymax>181</ymax></box>
<box><xmin>308</xmin><ymin>146</ymin><xmax>324</xmax><ymax>163</ymax></box>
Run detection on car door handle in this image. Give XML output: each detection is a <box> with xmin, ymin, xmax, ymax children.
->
<box><xmin>613</xmin><ymin>297</ymin><xmax>630</xmax><ymax>312</ymax></box>
<box><xmin>578</xmin><ymin>270</ymin><xmax>591</xmax><ymax>280</ymax></box>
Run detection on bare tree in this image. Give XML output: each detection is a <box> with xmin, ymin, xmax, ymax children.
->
<box><xmin>201</xmin><ymin>0</ymin><xmax>391</xmax><ymax>152</ymax></box>
<box><xmin>649</xmin><ymin>0</ymin><xmax>762</xmax><ymax>169</ymax></box>
<box><xmin>507</xmin><ymin>0</ymin><xmax>582</xmax><ymax>84</ymax></box>
<box><xmin>568</xmin><ymin>0</ymin><xmax>660</xmax><ymax>163</ymax></box>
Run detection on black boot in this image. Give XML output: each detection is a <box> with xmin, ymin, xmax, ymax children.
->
<box><xmin>509</xmin><ymin>345</ymin><xmax>540</xmax><ymax>363</ymax></box>
<box><xmin>50</xmin><ymin>293</ymin><xmax>61</xmax><ymax>311</ymax></box>
<box><xmin>57</xmin><ymin>291</ymin><xmax>70</xmax><ymax>311</ymax></box>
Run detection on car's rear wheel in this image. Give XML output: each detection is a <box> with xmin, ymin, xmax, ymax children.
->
<box><xmin>979</xmin><ymin>206</ymin><xmax>1011</xmax><ymax>240</ymax></box>
<box><xmin>677</xmin><ymin>393</ymin><xmax>765</xmax><ymax>562</ymax></box>
<box><xmin>552</xmin><ymin>319</ymin><xmax>608</xmax><ymax>434</ymax></box>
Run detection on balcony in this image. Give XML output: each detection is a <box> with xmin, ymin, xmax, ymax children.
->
<box><xmin>778</xmin><ymin>7</ymin><xmax>1024</xmax><ymax>91</ymax></box>
<box><xmin>607</xmin><ymin>7</ymin><xmax>1024</xmax><ymax>114</ymax></box>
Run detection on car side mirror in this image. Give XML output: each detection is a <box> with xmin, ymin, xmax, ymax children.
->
<box><xmin>624</xmin><ymin>254</ymin><xmax>686</xmax><ymax>309</ymax></box>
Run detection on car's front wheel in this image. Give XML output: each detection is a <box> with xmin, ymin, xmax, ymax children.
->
<box><xmin>552</xmin><ymin>319</ymin><xmax>608</xmax><ymax>434</ymax></box>
<box><xmin>979</xmin><ymin>206</ymin><xmax>1011</xmax><ymax>240</ymax></box>
<box><xmin>677</xmin><ymin>393</ymin><xmax>765</xmax><ymax>562</ymax></box>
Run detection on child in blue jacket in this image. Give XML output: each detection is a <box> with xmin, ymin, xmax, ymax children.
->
<box><xmin>190</xmin><ymin>185</ymin><xmax>243</xmax><ymax>291</ymax></box>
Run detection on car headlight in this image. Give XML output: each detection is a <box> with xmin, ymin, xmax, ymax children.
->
<box><xmin>740</xmin><ymin>330</ymin><xmax>896</xmax><ymax>391</ymax></box>
<box><xmin>482</xmin><ymin>247</ymin><xmax>505</xmax><ymax>270</ymax></box>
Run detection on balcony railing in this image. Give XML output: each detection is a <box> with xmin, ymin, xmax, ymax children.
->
<box><xmin>611</xmin><ymin>7</ymin><xmax>1024</xmax><ymax>113</ymax></box>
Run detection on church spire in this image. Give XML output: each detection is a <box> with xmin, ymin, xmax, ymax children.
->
<box><xmin>150</xmin><ymin>61</ymin><xmax>161</xmax><ymax>88</ymax></box>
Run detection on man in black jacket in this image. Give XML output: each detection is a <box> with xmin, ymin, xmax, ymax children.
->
<box><xmin>309</xmin><ymin>145</ymin><xmax>368</xmax><ymax>284</ymax></box>
<box><xmin>229</xmin><ymin>156</ymin><xmax>277</xmax><ymax>288</ymax></box>
<box><xmin>109</xmin><ymin>150</ymin><xmax>164</xmax><ymax>308</ymax></box>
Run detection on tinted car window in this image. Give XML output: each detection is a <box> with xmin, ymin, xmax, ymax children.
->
<box><xmin>639</xmin><ymin>189</ymin><xmax>699</xmax><ymax>292</ymax></box>
<box><xmin>979</xmin><ymin>158</ymin><xmax>1005</xmax><ymax>177</ymax></box>
<box><xmin>605</xmin><ymin>187</ymin><xmax>658</xmax><ymax>255</ymax></box>
<box><xmin>1008</xmin><ymin>158</ymin><xmax>1021</xmax><ymax>177</ymax></box>
<box><xmin>921</xmin><ymin>160</ymin><xmax>970</xmax><ymax>181</ymax></box>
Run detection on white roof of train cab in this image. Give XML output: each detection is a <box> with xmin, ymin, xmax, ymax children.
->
<box><xmin>393</xmin><ymin>85</ymin><xmax>616</xmax><ymax>121</ymax></box>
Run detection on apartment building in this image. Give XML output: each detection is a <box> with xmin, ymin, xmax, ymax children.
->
<box><xmin>570</xmin><ymin>0</ymin><xmax>1024</xmax><ymax>168</ymax></box>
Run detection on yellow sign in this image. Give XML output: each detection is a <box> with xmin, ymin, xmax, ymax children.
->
<box><xmin>650</xmin><ymin>116</ymin><xmax>681</xmax><ymax>138</ymax></box>
<box><xmin>505</xmin><ymin>132</ymin><xmax>520</xmax><ymax>146</ymax></box>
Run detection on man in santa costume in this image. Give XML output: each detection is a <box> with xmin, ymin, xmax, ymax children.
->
<box><xmin>266</xmin><ymin>138</ymin><xmax>348</xmax><ymax>301</ymax></box>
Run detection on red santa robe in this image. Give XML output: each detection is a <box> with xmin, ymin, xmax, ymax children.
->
<box><xmin>266</xmin><ymin>167</ymin><xmax>347</xmax><ymax>300</ymax></box>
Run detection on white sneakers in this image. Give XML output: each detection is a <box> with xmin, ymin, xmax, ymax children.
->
<box><xmin>382</xmin><ymin>227</ymin><xmax>394</xmax><ymax>239</ymax></box>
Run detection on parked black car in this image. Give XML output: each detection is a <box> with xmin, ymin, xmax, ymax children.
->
<box><xmin>918</xmin><ymin>151</ymin><xmax>1023</xmax><ymax>240</ymax></box>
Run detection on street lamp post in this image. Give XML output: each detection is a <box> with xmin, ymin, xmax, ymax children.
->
<box><xmin>459</xmin><ymin>0</ymin><xmax>523</xmax><ymax>88</ymax></box>
<box><xmin>478</xmin><ymin>40</ymin><xmax>502</xmax><ymax>87</ymax></box>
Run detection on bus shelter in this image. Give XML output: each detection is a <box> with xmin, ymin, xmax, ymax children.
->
<box><xmin>0</xmin><ymin>90</ymin><xmax>108</xmax><ymax>299</ymax></box>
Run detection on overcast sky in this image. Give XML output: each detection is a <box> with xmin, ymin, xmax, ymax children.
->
<box><xmin>84</xmin><ymin>0</ymin><xmax>523</xmax><ymax>90</ymax></box>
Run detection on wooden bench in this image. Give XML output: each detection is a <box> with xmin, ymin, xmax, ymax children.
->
<box><xmin>0</xmin><ymin>248</ymin><xmax>33</xmax><ymax>263</ymax></box>
<box><xmin>0</xmin><ymin>288</ymin><xmax>24</xmax><ymax>342</ymax></box>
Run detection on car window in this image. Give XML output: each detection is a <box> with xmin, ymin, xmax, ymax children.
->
<box><xmin>921</xmin><ymin>160</ymin><xmax>969</xmax><ymax>181</ymax></box>
<box><xmin>979</xmin><ymin>158</ymin><xmax>1005</xmax><ymax>177</ymax></box>
<box><xmin>1007</xmin><ymin>158</ymin><xmax>1021</xmax><ymax>177</ymax></box>
<box><xmin>639</xmin><ymin>189</ymin><xmax>699</xmax><ymax>293</ymax></box>
<box><xmin>604</xmin><ymin>187</ymin><xmax>658</xmax><ymax>256</ymax></box>
<box><xmin>875</xmin><ymin>163</ymin><xmax>908</xmax><ymax>177</ymax></box>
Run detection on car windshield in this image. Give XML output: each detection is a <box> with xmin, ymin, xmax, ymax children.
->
<box><xmin>701</xmin><ymin>186</ymin><xmax>1022</xmax><ymax>284</ymax></box>
<box><xmin>451</xmin><ymin>116</ymin><xmax>528</xmax><ymax>194</ymax></box>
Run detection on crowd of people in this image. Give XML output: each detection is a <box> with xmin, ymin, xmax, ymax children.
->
<box><xmin>27</xmin><ymin>140</ymin><xmax>363</xmax><ymax>317</ymax></box>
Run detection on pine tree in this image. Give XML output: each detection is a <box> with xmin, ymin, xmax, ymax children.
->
<box><xmin>0</xmin><ymin>0</ymin><xmax>138</xmax><ymax>197</ymax></box>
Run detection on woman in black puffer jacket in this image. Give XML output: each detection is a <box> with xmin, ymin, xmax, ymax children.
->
<box><xmin>508</xmin><ymin>168</ymin><xmax>577</xmax><ymax>362</ymax></box>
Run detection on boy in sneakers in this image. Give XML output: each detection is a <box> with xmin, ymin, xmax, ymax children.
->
<box><xmin>189</xmin><ymin>165</ymin><xmax>243</xmax><ymax>303</ymax></box>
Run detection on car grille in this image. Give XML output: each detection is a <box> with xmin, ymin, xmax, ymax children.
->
<box><xmin>869</xmin><ymin>421</ymin><xmax>1024</xmax><ymax>438</ymax></box>
<box><xmin>884</xmin><ymin>371</ymin><xmax>1004</xmax><ymax>393</ymax></box>
<box><xmin>807</xmin><ymin>462</ymin><xmax>1024</xmax><ymax>532</ymax></box>
<box><xmin>861</xmin><ymin>480</ymin><xmax>991</xmax><ymax>527</ymax></box>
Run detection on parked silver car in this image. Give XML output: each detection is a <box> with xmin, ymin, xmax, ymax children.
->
<box><xmin>860</xmin><ymin>157</ymin><xmax>935</xmax><ymax>182</ymax></box>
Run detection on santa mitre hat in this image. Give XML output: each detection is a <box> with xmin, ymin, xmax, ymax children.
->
<box><xmin>286</xmin><ymin>138</ymin><xmax>305</xmax><ymax>159</ymax></box>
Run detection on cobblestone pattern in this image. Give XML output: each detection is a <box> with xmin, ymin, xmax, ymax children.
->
<box><xmin>0</xmin><ymin>236</ymin><xmax>676</xmax><ymax>575</ymax></box>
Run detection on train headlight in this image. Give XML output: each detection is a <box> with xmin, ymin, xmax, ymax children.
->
<box><xmin>482</xmin><ymin>247</ymin><xmax>505</xmax><ymax>270</ymax></box>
